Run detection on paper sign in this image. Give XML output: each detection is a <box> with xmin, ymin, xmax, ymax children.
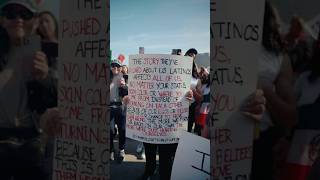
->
<box><xmin>171</xmin><ymin>131</ymin><xmax>210</xmax><ymax>180</ymax></box>
<box><xmin>53</xmin><ymin>0</ymin><xmax>109</xmax><ymax>179</ymax></box>
<box><xmin>21</xmin><ymin>35</ymin><xmax>41</xmax><ymax>81</ymax></box>
<box><xmin>126</xmin><ymin>54</ymin><xmax>193</xmax><ymax>144</ymax></box>
<box><xmin>194</xmin><ymin>53</ymin><xmax>210</xmax><ymax>69</ymax></box>
<box><xmin>139</xmin><ymin>47</ymin><xmax>145</xmax><ymax>54</ymax></box>
<box><xmin>210</xmin><ymin>0</ymin><xmax>265</xmax><ymax>179</ymax></box>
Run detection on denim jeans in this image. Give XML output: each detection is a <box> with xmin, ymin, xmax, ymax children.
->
<box><xmin>110</xmin><ymin>106</ymin><xmax>126</xmax><ymax>151</ymax></box>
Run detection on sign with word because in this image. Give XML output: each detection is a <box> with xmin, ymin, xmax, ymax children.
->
<box><xmin>54</xmin><ymin>0</ymin><xmax>109</xmax><ymax>179</ymax></box>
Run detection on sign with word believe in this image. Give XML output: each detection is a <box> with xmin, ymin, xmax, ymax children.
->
<box><xmin>171</xmin><ymin>131</ymin><xmax>210</xmax><ymax>180</ymax></box>
<box><xmin>210</xmin><ymin>0</ymin><xmax>265</xmax><ymax>179</ymax></box>
<box><xmin>126</xmin><ymin>54</ymin><xmax>193</xmax><ymax>144</ymax></box>
<box><xmin>53</xmin><ymin>0</ymin><xmax>109</xmax><ymax>179</ymax></box>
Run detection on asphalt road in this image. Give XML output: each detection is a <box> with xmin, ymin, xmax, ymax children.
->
<box><xmin>110</xmin><ymin>138</ymin><xmax>160</xmax><ymax>180</ymax></box>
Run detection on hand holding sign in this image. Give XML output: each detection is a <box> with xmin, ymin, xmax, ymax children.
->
<box><xmin>241</xmin><ymin>89</ymin><xmax>266</xmax><ymax>122</ymax></box>
<box><xmin>186</xmin><ymin>89</ymin><xmax>193</xmax><ymax>101</ymax></box>
<box><xmin>123</xmin><ymin>95</ymin><xmax>130</xmax><ymax>105</ymax></box>
<box><xmin>32</xmin><ymin>51</ymin><xmax>49</xmax><ymax>80</ymax></box>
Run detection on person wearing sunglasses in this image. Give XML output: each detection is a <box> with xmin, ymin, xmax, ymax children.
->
<box><xmin>110</xmin><ymin>59</ymin><xmax>128</xmax><ymax>162</ymax></box>
<box><xmin>0</xmin><ymin>0</ymin><xmax>57</xmax><ymax>179</ymax></box>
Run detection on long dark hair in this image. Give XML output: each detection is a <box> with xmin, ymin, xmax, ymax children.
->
<box><xmin>185</xmin><ymin>48</ymin><xmax>199</xmax><ymax>78</ymax></box>
<box><xmin>262</xmin><ymin>1</ymin><xmax>284</xmax><ymax>55</ymax></box>
<box><xmin>37</xmin><ymin>11</ymin><xmax>59</xmax><ymax>40</ymax></box>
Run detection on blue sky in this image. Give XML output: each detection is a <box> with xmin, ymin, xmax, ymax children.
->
<box><xmin>111</xmin><ymin>0</ymin><xmax>210</xmax><ymax>64</ymax></box>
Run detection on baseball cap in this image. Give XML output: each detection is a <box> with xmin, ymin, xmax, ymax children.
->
<box><xmin>0</xmin><ymin>0</ymin><xmax>38</xmax><ymax>13</ymax></box>
<box><xmin>110</xmin><ymin>59</ymin><xmax>122</xmax><ymax>66</ymax></box>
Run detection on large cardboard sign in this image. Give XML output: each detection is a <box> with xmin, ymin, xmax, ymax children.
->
<box><xmin>53</xmin><ymin>0</ymin><xmax>110</xmax><ymax>179</ymax></box>
<box><xmin>126</xmin><ymin>54</ymin><xmax>193</xmax><ymax>144</ymax></box>
<box><xmin>210</xmin><ymin>0</ymin><xmax>265</xmax><ymax>179</ymax></box>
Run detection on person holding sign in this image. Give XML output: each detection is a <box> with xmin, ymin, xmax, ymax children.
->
<box><xmin>0</xmin><ymin>0</ymin><xmax>57</xmax><ymax>179</ymax></box>
<box><xmin>289</xmin><ymin>27</ymin><xmax>320</xmax><ymax>180</ymax></box>
<box><xmin>251</xmin><ymin>2</ymin><xmax>298</xmax><ymax>180</ymax></box>
<box><xmin>185</xmin><ymin>48</ymin><xmax>203</xmax><ymax>135</ymax></box>
<box><xmin>110</xmin><ymin>59</ymin><xmax>127</xmax><ymax>162</ymax></box>
<box><xmin>196</xmin><ymin>67</ymin><xmax>210</xmax><ymax>136</ymax></box>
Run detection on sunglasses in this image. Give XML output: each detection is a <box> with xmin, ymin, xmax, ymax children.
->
<box><xmin>111</xmin><ymin>64</ymin><xmax>121</xmax><ymax>68</ymax></box>
<box><xmin>2</xmin><ymin>10</ymin><xmax>34</xmax><ymax>21</ymax></box>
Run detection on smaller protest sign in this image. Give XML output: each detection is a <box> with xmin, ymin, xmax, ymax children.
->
<box><xmin>171</xmin><ymin>131</ymin><xmax>210</xmax><ymax>180</ymax></box>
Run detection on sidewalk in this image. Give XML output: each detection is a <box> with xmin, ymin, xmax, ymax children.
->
<box><xmin>110</xmin><ymin>138</ymin><xmax>160</xmax><ymax>180</ymax></box>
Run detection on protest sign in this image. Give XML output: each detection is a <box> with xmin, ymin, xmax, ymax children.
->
<box><xmin>194</xmin><ymin>53</ymin><xmax>210</xmax><ymax>69</ymax></box>
<box><xmin>139</xmin><ymin>47</ymin><xmax>145</xmax><ymax>54</ymax></box>
<box><xmin>53</xmin><ymin>0</ymin><xmax>109</xmax><ymax>179</ymax></box>
<box><xmin>171</xmin><ymin>131</ymin><xmax>210</xmax><ymax>180</ymax></box>
<box><xmin>126</xmin><ymin>54</ymin><xmax>193</xmax><ymax>144</ymax></box>
<box><xmin>210</xmin><ymin>0</ymin><xmax>265</xmax><ymax>179</ymax></box>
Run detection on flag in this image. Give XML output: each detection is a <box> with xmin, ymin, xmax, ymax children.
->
<box><xmin>282</xmin><ymin>130</ymin><xmax>320</xmax><ymax>180</ymax></box>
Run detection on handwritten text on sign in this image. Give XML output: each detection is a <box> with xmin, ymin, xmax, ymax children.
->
<box><xmin>126</xmin><ymin>54</ymin><xmax>193</xmax><ymax>144</ymax></box>
<box><xmin>54</xmin><ymin>0</ymin><xmax>109</xmax><ymax>179</ymax></box>
<box><xmin>210</xmin><ymin>0</ymin><xmax>265</xmax><ymax>179</ymax></box>
<box><xmin>171</xmin><ymin>131</ymin><xmax>210</xmax><ymax>180</ymax></box>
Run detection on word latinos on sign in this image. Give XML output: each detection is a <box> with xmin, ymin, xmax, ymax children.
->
<box><xmin>212</xmin><ymin>22</ymin><xmax>260</xmax><ymax>42</ymax></box>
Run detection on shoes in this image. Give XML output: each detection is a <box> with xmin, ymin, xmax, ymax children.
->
<box><xmin>137</xmin><ymin>149</ymin><xmax>145</xmax><ymax>160</ymax></box>
<box><xmin>110</xmin><ymin>152</ymin><xmax>114</xmax><ymax>161</ymax></box>
<box><xmin>119</xmin><ymin>149</ymin><xmax>125</xmax><ymax>162</ymax></box>
<box><xmin>136</xmin><ymin>142</ymin><xmax>144</xmax><ymax>153</ymax></box>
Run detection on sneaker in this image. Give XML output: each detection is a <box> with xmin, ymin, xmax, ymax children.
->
<box><xmin>136</xmin><ymin>142</ymin><xmax>143</xmax><ymax>153</ymax></box>
<box><xmin>110</xmin><ymin>152</ymin><xmax>114</xmax><ymax>161</ymax></box>
<box><xmin>119</xmin><ymin>149</ymin><xmax>125</xmax><ymax>162</ymax></box>
<box><xmin>137</xmin><ymin>150</ymin><xmax>145</xmax><ymax>160</ymax></box>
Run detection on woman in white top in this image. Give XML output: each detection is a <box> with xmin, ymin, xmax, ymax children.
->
<box><xmin>251</xmin><ymin>2</ymin><xmax>298</xmax><ymax>180</ymax></box>
<box><xmin>185</xmin><ymin>48</ymin><xmax>203</xmax><ymax>135</ymax></box>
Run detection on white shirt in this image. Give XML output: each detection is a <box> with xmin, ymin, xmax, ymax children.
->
<box><xmin>258</xmin><ymin>47</ymin><xmax>283</xmax><ymax>131</ymax></box>
<box><xmin>0</xmin><ymin>47</ymin><xmax>33</xmax><ymax>128</ymax></box>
